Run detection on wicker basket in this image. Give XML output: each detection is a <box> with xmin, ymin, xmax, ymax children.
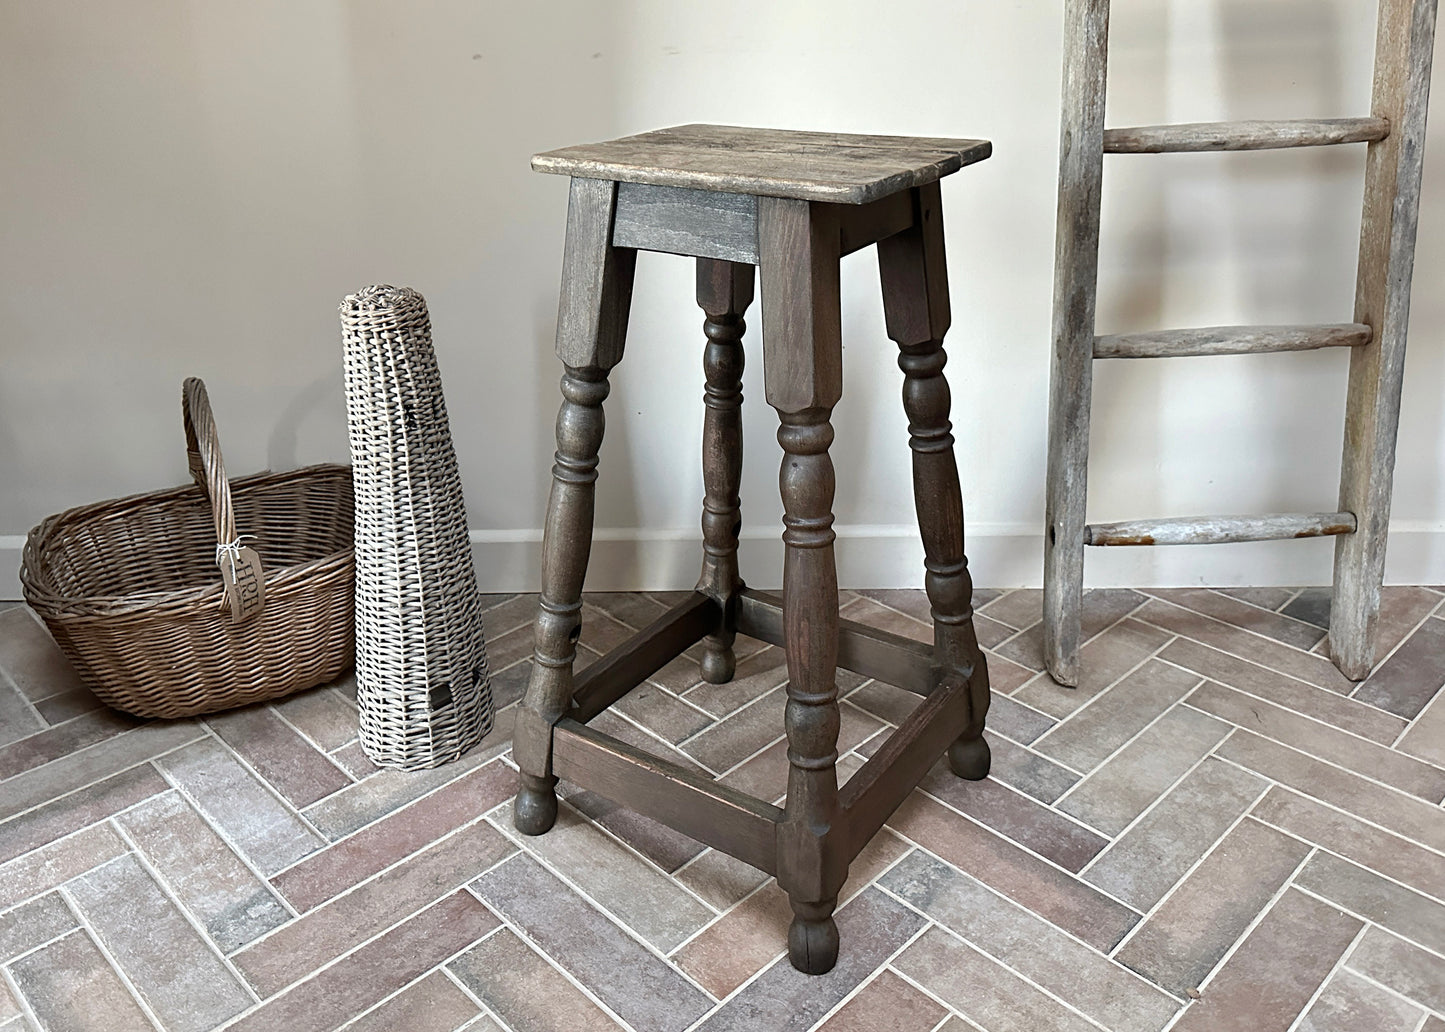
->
<box><xmin>19</xmin><ymin>379</ymin><xmax>355</xmax><ymax>719</ymax></box>
<box><xmin>341</xmin><ymin>285</ymin><xmax>491</xmax><ymax>770</ymax></box>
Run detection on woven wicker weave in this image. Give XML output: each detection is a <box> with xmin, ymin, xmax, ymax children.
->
<box><xmin>20</xmin><ymin>379</ymin><xmax>355</xmax><ymax>719</ymax></box>
<box><xmin>341</xmin><ymin>285</ymin><xmax>492</xmax><ymax>769</ymax></box>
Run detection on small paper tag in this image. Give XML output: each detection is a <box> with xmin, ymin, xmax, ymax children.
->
<box><xmin>218</xmin><ymin>545</ymin><xmax>266</xmax><ymax>623</ymax></box>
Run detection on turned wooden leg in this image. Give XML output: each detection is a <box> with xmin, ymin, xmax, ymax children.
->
<box><xmin>696</xmin><ymin>259</ymin><xmax>753</xmax><ymax>684</ymax></box>
<box><xmin>759</xmin><ymin>196</ymin><xmax>848</xmax><ymax>975</ymax></box>
<box><xmin>514</xmin><ymin>178</ymin><xmax>636</xmax><ymax>835</ymax></box>
<box><xmin>878</xmin><ymin>184</ymin><xmax>991</xmax><ymax>781</ymax></box>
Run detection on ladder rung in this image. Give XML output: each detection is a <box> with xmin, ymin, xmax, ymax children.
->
<box><xmin>1094</xmin><ymin>323</ymin><xmax>1372</xmax><ymax>359</ymax></box>
<box><xmin>1102</xmin><ymin>117</ymin><xmax>1390</xmax><ymax>154</ymax></box>
<box><xmin>1086</xmin><ymin>513</ymin><xmax>1357</xmax><ymax>547</ymax></box>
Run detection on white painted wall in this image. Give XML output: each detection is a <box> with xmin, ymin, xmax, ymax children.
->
<box><xmin>2</xmin><ymin>0</ymin><xmax>1442</xmax><ymax>597</ymax></box>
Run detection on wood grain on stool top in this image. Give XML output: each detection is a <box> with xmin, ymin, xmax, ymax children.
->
<box><xmin>533</xmin><ymin>124</ymin><xmax>991</xmax><ymax>204</ymax></box>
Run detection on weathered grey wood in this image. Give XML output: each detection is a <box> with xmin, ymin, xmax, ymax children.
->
<box><xmin>1095</xmin><ymin>323</ymin><xmax>1372</xmax><ymax>359</ymax></box>
<box><xmin>551</xmin><ymin>719</ymin><xmax>782</xmax><ymax>874</ymax></box>
<box><xmin>695</xmin><ymin>260</ymin><xmax>754</xmax><ymax>684</ymax></box>
<box><xmin>612</xmin><ymin>183</ymin><xmax>759</xmax><ymax>263</ymax></box>
<box><xmin>555</xmin><ymin>178</ymin><xmax>636</xmax><ymax>370</ymax></box>
<box><xmin>1103</xmin><ymin>117</ymin><xmax>1390</xmax><ymax>154</ymax></box>
<box><xmin>737</xmin><ymin>588</ymin><xmax>938</xmax><ymax>696</ymax></box>
<box><xmin>514</xmin><ymin>178</ymin><xmax>635</xmax><ymax>836</ymax></box>
<box><xmin>877</xmin><ymin>182</ymin><xmax>990</xmax><ymax>780</ymax></box>
<box><xmin>1086</xmin><ymin>512</ymin><xmax>1357</xmax><ymax>547</ymax></box>
<box><xmin>1333</xmin><ymin>0</ymin><xmax>1439</xmax><ymax>679</ymax></box>
<box><xmin>1043</xmin><ymin>0</ymin><xmax>1110</xmax><ymax>689</ymax></box>
<box><xmin>572</xmin><ymin>593</ymin><xmax>719</xmax><ymax>722</ymax></box>
<box><xmin>533</xmin><ymin>124</ymin><xmax>991</xmax><ymax>204</ymax></box>
<box><xmin>838</xmin><ymin>676</ymin><xmax>975</xmax><ymax>858</ymax></box>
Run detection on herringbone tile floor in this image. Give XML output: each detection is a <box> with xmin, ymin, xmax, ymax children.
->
<box><xmin>1</xmin><ymin>586</ymin><xmax>1443</xmax><ymax>1032</ymax></box>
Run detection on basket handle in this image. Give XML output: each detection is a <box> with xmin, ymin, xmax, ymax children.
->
<box><xmin>182</xmin><ymin>378</ymin><xmax>264</xmax><ymax>621</ymax></box>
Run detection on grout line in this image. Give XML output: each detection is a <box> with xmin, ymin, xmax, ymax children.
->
<box><xmin>263</xmin><ymin>704</ymin><xmax>359</xmax><ymax>789</ymax></box>
<box><xmin>54</xmin><ymin>893</ymin><xmax>167</xmax><ymax>1032</ymax></box>
<box><xmin>1289</xmin><ymin>882</ymin><xmax>1445</xmax><ymax>960</ymax></box>
<box><xmin>1050</xmin><ymin>686</ymin><xmax>1208</xmax><ymax>811</ymax></box>
<box><xmin>1109</xmin><ymin>780</ymin><xmax>1275</xmax><ymax>960</ymax></box>
<box><xmin>104</xmin><ymin>823</ymin><xmax>263</xmax><ymax>1003</ymax></box>
<box><xmin>1</xmin><ymin>925</ymin><xmax>83</xmax><ymax>969</ymax></box>
<box><xmin>1028</xmin><ymin>631</ymin><xmax>1179</xmax><ymax>751</ymax></box>
<box><xmin>1074</xmin><ymin>730</ymin><xmax>1235</xmax><ymax>879</ymax></box>
<box><xmin>1201</xmin><ymin>720</ymin><xmax>1445</xmax><ymax>823</ymax></box>
<box><xmin>1</xmin><ymin>958</ymin><xmax>46</xmax><ymax>1032</ymax></box>
<box><xmin>0</xmin><ymin>666</ymin><xmax>51</xmax><ymax>738</ymax></box>
<box><xmin>471</xmin><ymin>902</ymin><xmax>646</xmax><ymax>1032</ymax></box>
<box><xmin>1349</xmin><ymin>603</ymin><xmax>1443</xmax><ymax>702</ymax></box>
<box><xmin>799</xmin><ymin>914</ymin><xmax>939</xmax><ymax>1032</ymax></box>
<box><xmin>147</xmin><ymin>762</ymin><xmax>303</xmax><ymax>922</ymax></box>
<box><xmin>890</xmin><ymin>906</ymin><xmax>1116</xmax><ymax>1032</ymax></box>
<box><xmin>1286</xmin><ymin>924</ymin><xmax>1367</xmax><ymax>1032</ymax></box>
<box><xmin>479</xmin><ymin>803</ymin><xmax>719</xmax><ymax>999</ymax></box>
<box><xmin>183</xmin><ymin>724</ymin><xmax>331</xmax><ymax>843</ymax></box>
<box><xmin>267</xmin><ymin>756</ymin><xmax>511</xmax><ymax>880</ymax></box>
<box><xmin>436</xmin><ymin>956</ymin><xmax>516</xmax><ymax>1032</ymax></box>
<box><xmin>1338</xmin><ymin>959</ymin><xmax>1445</xmax><ymax>1020</ymax></box>
<box><xmin>0</xmin><ymin>724</ymin><xmax>209</xmax><ymax>829</ymax></box>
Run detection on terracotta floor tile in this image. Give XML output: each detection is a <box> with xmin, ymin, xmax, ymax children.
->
<box><xmin>888</xmin><ymin>791</ymin><xmax>1139</xmax><ymax>952</ymax></box>
<box><xmin>32</xmin><ymin>687</ymin><xmax>104</xmax><ymax>725</ymax></box>
<box><xmin>1011</xmin><ymin>619</ymin><xmax>1171</xmax><ymax>720</ymax></box>
<box><xmin>1160</xmin><ymin>638</ymin><xmax>1407</xmax><ymax>744</ymax></box>
<box><xmin>0</xmin><ymin>609</ymin><xmax>87</xmax><ymax>704</ymax></box>
<box><xmin>1032</xmin><ymin>659</ymin><xmax>1201</xmax><ymax>773</ymax></box>
<box><xmin>1353</xmin><ymin>616</ymin><xmax>1445</xmax><ymax>719</ymax></box>
<box><xmin>674</xmin><ymin>832</ymin><xmax>907</xmax><ymax>998</ymax></box>
<box><xmin>448</xmin><ymin>927</ymin><xmax>623</xmax><ymax>1032</ymax></box>
<box><xmin>815</xmin><ymin>968</ymin><xmax>946</xmax><ymax>1032</ymax></box>
<box><xmin>157</xmin><ymin>737</ymin><xmax>323</xmax><ymax>875</ymax></box>
<box><xmin>1296</xmin><ymin>969</ymin><xmax>1423</xmax><ymax>1032</ymax></box>
<box><xmin>0</xmin><ymin>720</ymin><xmax>204</xmax><ymax>824</ymax></box>
<box><xmin>472</xmin><ymin>853</ymin><xmax>712</xmax><ymax>1032</ymax></box>
<box><xmin>913</xmin><ymin>762</ymin><xmax>1108</xmax><ymax>872</ymax></box>
<box><xmin>270</xmin><ymin>688</ymin><xmax>358</xmax><ymax>753</ymax></box>
<box><xmin>694</xmin><ymin>889</ymin><xmax>926</xmax><ymax>1032</ymax></box>
<box><xmin>271</xmin><ymin>759</ymin><xmax>515</xmax><ymax>911</ymax></box>
<box><xmin>1188</xmin><ymin>680</ymin><xmax>1445</xmax><ymax>801</ymax></box>
<box><xmin>980</xmin><ymin>730</ymin><xmax>1080</xmax><ymax>804</ymax></box>
<box><xmin>978</xmin><ymin>590</ymin><xmax>1041</xmax><ymax>631</ymax></box>
<box><xmin>234</xmin><ymin>820</ymin><xmax>513</xmax><ymax>997</ymax></box>
<box><xmin>1217</xmin><ymin>730</ymin><xmax>1445</xmax><ymax>853</ymax></box>
<box><xmin>1135</xmin><ymin>598</ymin><xmax>1355</xmax><ymax>694</ymax></box>
<box><xmin>0</xmin><ymin>893</ymin><xmax>75</xmax><ymax>963</ymax></box>
<box><xmin>612</xmin><ymin>682</ymin><xmax>713</xmax><ymax>745</ymax></box>
<box><xmin>301</xmin><ymin>711</ymin><xmax>513</xmax><ymax>840</ymax></box>
<box><xmin>0</xmin><ymin>708</ymin><xmax>144</xmax><ymax>781</ymax></box>
<box><xmin>1283</xmin><ymin>587</ymin><xmax>1330</xmax><ymax>626</ymax></box>
<box><xmin>1295</xmin><ymin>851</ymin><xmax>1445</xmax><ymax>956</ymax></box>
<box><xmin>1113</xmin><ymin>817</ymin><xmax>1310</xmax><ymax>996</ymax></box>
<box><xmin>1170</xmin><ymin>889</ymin><xmax>1360</xmax><ymax>1032</ymax></box>
<box><xmin>227</xmin><ymin>892</ymin><xmax>497</xmax><ymax>1032</ymax></box>
<box><xmin>585</xmin><ymin>591</ymin><xmax>670</xmax><ymax>630</ymax></box>
<box><xmin>116</xmin><ymin>790</ymin><xmax>289</xmax><ymax>953</ymax></box>
<box><xmin>1057</xmin><ymin>704</ymin><xmax>1230</xmax><ymax>836</ymax></box>
<box><xmin>681</xmin><ymin>686</ymin><xmax>787</xmax><ymax>773</ymax></box>
<box><xmin>881</xmin><ymin>850</ymin><xmax>1178</xmax><ymax>1032</ymax></box>
<box><xmin>1221</xmin><ymin>586</ymin><xmax>1298</xmax><ymax>613</ymax></box>
<box><xmin>893</xmin><ymin>925</ymin><xmax>1100</xmax><ymax>1032</ymax></box>
<box><xmin>1344</xmin><ymin>927</ymin><xmax>1445</xmax><ymax>1015</ymax></box>
<box><xmin>492</xmin><ymin>800</ymin><xmax>712</xmax><ymax>954</ymax></box>
<box><xmin>672</xmin><ymin>848</ymin><xmax>769</xmax><ymax>912</ymax></box>
<box><xmin>1398</xmin><ymin>686</ymin><xmax>1445</xmax><ymax>768</ymax></box>
<box><xmin>1146</xmin><ymin>587</ymin><xmax>1325</xmax><ymax>651</ymax></box>
<box><xmin>0</xmin><ymin>764</ymin><xmax>167</xmax><ymax>865</ymax></box>
<box><xmin>680</xmin><ymin>647</ymin><xmax>788</xmax><ymax>719</ymax></box>
<box><xmin>67</xmin><ymin>853</ymin><xmax>252</xmax><ymax>1030</ymax></box>
<box><xmin>1084</xmin><ymin>756</ymin><xmax>1267</xmax><ymax>911</ymax></box>
<box><xmin>1251</xmin><ymin>787</ymin><xmax>1445</xmax><ymax>901</ymax></box>
<box><xmin>206</xmin><ymin>705</ymin><xmax>351</xmax><ymax>809</ymax></box>
<box><xmin>0</xmin><ymin>824</ymin><xmax>128</xmax><ymax>910</ymax></box>
<box><xmin>7</xmin><ymin>930</ymin><xmax>154</xmax><ymax>1032</ymax></box>
<box><xmin>560</xmin><ymin>785</ymin><xmax>707</xmax><ymax>873</ymax></box>
<box><xmin>341</xmin><ymin>970</ymin><xmax>480</xmax><ymax>1032</ymax></box>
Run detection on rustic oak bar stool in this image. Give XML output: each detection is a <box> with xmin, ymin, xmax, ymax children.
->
<box><xmin>512</xmin><ymin>124</ymin><xmax>993</xmax><ymax>975</ymax></box>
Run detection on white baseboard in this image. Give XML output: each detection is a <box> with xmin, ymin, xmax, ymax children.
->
<box><xmin>4</xmin><ymin>523</ymin><xmax>1443</xmax><ymax>600</ymax></box>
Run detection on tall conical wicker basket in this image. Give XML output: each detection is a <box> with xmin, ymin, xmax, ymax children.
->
<box><xmin>340</xmin><ymin>285</ymin><xmax>492</xmax><ymax>769</ymax></box>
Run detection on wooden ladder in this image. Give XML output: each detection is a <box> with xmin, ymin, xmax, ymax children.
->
<box><xmin>1043</xmin><ymin>0</ymin><xmax>1438</xmax><ymax>686</ymax></box>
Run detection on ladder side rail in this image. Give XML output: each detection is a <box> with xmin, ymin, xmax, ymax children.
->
<box><xmin>1044</xmin><ymin>0</ymin><xmax>1112</xmax><ymax>687</ymax></box>
<box><xmin>1332</xmin><ymin>0</ymin><xmax>1439</xmax><ymax>679</ymax></box>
